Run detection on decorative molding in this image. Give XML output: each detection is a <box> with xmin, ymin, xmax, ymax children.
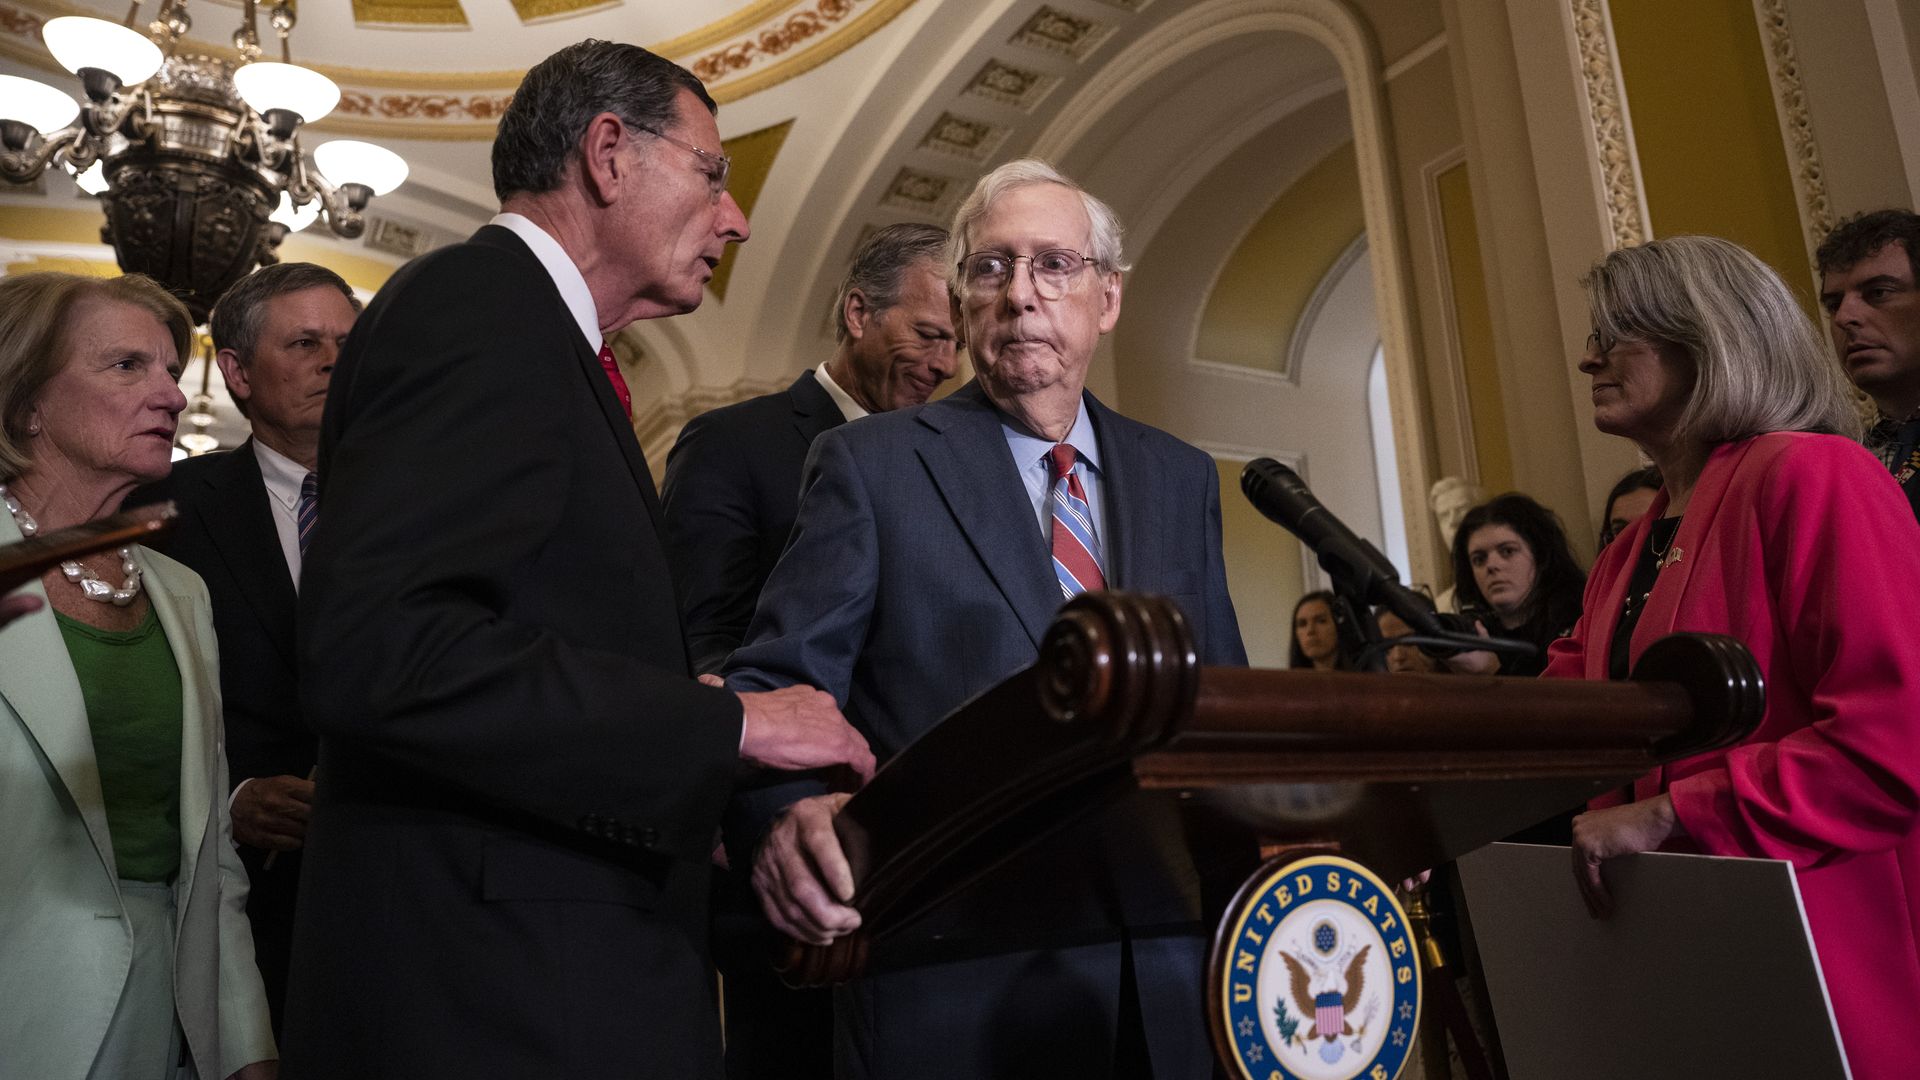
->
<box><xmin>350</xmin><ymin>0</ymin><xmax>469</xmax><ymax>27</ymax></box>
<box><xmin>632</xmin><ymin>375</ymin><xmax>789</xmax><ymax>459</ymax></box>
<box><xmin>691</xmin><ymin>0</ymin><xmax>863</xmax><ymax>86</ymax></box>
<box><xmin>1571</xmin><ymin>0</ymin><xmax>1650</xmax><ymax>249</ymax></box>
<box><xmin>334</xmin><ymin>90</ymin><xmax>514</xmax><ymax>124</ymax></box>
<box><xmin>511</xmin><ymin>0</ymin><xmax>622</xmax><ymax>23</ymax></box>
<box><xmin>1754</xmin><ymin>0</ymin><xmax>1834</xmax><ymax>251</ymax></box>
<box><xmin>961</xmin><ymin>58</ymin><xmax>1061</xmax><ymax>112</ymax></box>
<box><xmin>365</xmin><ymin>217</ymin><xmax>434</xmax><ymax>259</ymax></box>
<box><xmin>879</xmin><ymin>167</ymin><xmax>960</xmax><ymax>216</ymax></box>
<box><xmin>1028</xmin><ymin>0</ymin><xmax>1441</xmax><ymax>585</ymax></box>
<box><xmin>1284</xmin><ymin>231</ymin><xmax>1369</xmax><ymax>384</ymax></box>
<box><xmin>1417</xmin><ymin>149</ymin><xmax>1482</xmax><ymax>488</ymax></box>
<box><xmin>917</xmin><ymin>112</ymin><xmax>1006</xmax><ymax>163</ymax></box>
<box><xmin>1381</xmin><ymin>30</ymin><xmax>1445</xmax><ymax>82</ymax></box>
<box><xmin>1010</xmin><ymin>7</ymin><xmax>1113</xmax><ymax>60</ymax></box>
<box><xmin>1189</xmin><ymin>442</ymin><xmax>1325</xmax><ymax>590</ymax></box>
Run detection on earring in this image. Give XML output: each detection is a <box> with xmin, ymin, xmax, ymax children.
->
<box><xmin>26</xmin><ymin>421</ymin><xmax>38</xmax><ymax>436</ymax></box>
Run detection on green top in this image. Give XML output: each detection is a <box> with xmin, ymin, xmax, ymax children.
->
<box><xmin>58</xmin><ymin>606</ymin><xmax>183</xmax><ymax>884</ymax></box>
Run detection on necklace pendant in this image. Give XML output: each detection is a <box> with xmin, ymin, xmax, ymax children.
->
<box><xmin>79</xmin><ymin>577</ymin><xmax>112</xmax><ymax>602</ymax></box>
<box><xmin>1657</xmin><ymin>545</ymin><xmax>1684</xmax><ymax>572</ymax></box>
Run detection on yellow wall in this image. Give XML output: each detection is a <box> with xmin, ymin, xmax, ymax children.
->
<box><xmin>1435</xmin><ymin>161</ymin><xmax>1513</xmax><ymax>494</ymax></box>
<box><xmin>1610</xmin><ymin>0</ymin><xmax>1811</xmax><ymax>306</ymax></box>
<box><xmin>1196</xmin><ymin>142</ymin><xmax>1365</xmax><ymax>374</ymax></box>
<box><xmin>1216</xmin><ymin>457</ymin><xmax>1304</xmax><ymax>670</ymax></box>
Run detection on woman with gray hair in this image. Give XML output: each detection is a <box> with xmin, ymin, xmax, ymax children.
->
<box><xmin>0</xmin><ymin>272</ymin><xmax>275</xmax><ymax>1080</ymax></box>
<box><xmin>1549</xmin><ymin>235</ymin><xmax>1920</xmax><ymax>1078</ymax></box>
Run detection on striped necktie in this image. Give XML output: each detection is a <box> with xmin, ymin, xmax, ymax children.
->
<box><xmin>1048</xmin><ymin>443</ymin><xmax>1105</xmax><ymax>598</ymax></box>
<box><xmin>598</xmin><ymin>343</ymin><xmax>632</xmax><ymax>420</ymax></box>
<box><xmin>297</xmin><ymin>472</ymin><xmax>318</xmax><ymax>557</ymax></box>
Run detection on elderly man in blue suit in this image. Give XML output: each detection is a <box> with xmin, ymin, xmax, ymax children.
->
<box><xmin>725</xmin><ymin>159</ymin><xmax>1246</xmax><ymax>1080</ymax></box>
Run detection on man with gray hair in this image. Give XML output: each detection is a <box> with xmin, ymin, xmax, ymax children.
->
<box><xmin>130</xmin><ymin>260</ymin><xmax>359</xmax><ymax>1034</ymax></box>
<box><xmin>663</xmin><ymin>221</ymin><xmax>955</xmax><ymax>1079</ymax></box>
<box><xmin>283</xmin><ymin>40</ymin><xmax>873</xmax><ymax>1079</ymax></box>
<box><xmin>725</xmin><ymin>160</ymin><xmax>1245</xmax><ymax>1078</ymax></box>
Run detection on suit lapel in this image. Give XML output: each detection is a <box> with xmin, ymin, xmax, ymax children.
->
<box><xmin>789</xmin><ymin>369</ymin><xmax>845</xmax><ymax>447</ymax></box>
<box><xmin>1086</xmin><ymin>394</ymin><xmax>1143</xmax><ymax>587</ymax></box>
<box><xmin>915</xmin><ymin>384</ymin><xmax>1059</xmax><ymax>649</ymax></box>
<box><xmin>141</xmin><ymin>553</ymin><xmax>212</xmax><ymax>896</ymax></box>
<box><xmin>198</xmin><ymin>443</ymin><xmax>297</xmax><ymax>668</ymax></box>
<box><xmin>0</xmin><ymin>514</ymin><xmax>115</xmax><ymax>880</ymax></box>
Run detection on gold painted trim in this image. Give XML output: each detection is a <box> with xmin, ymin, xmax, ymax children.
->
<box><xmin>710</xmin><ymin>0</ymin><xmax>918</xmax><ymax>105</ymax></box>
<box><xmin>1572</xmin><ymin>0</ymin><xmax>1649</xmax><ymax>249</ymax></box>
<box><xmin>653</xmin><ymin>0</ymin><xmax>808</xmax><ymax>57</ymax></box>
<box><xmin>351</xmin><ymin>0</ymin><xmax>469</xmax><ymax>27</ymax></box>
<box><xmin>1753</xmin><ymin>0</ymin><xmax>1833</xmax><ymax>250</ymax></box>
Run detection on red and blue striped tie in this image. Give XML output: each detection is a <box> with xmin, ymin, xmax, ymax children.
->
<box><xmin>1048</xmin><ymin>443</ymin><xmax>1105</xmax><ymax>598</ymax></box>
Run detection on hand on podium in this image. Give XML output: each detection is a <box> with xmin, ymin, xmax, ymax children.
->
<box><xmin>736</xmin><ymin>686</ymin><xmax>876</xmax><ymax>784</ymax></box>
<box><xmin>754</xmin><ymin>792</ymin><xmax>862</xmax><ymax>946</ymax></box>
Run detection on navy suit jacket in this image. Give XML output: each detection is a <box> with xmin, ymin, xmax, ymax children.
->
<box><xmin>726</xmin><ymin>380</ymin><xmax>1246</xmax><ymax>956</ymax></box>
<box><xmin>662</xmin><ymin>369</ymin><xmax>845</xmax><ymax>675</ymax></box>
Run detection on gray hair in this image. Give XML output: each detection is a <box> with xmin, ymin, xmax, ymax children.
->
<box><xmin>945</xmin><ymin>159</ymin><xmax>1130</xmax><ymax>293</ymax></box>
<box><xmin>832</xmin><ymin>223</ymin><xmax>950</xmax><ymax>344</ymax></box>
<box><xmin>492</xmin><ymin>39</ymin><xmax>714</xmax><ymax>200</ymax></box>
<box><xmin>209</xmin><ymin>261</ymin><xmax>359</xmax><ymax>364</ymax></box>
<box><xmin>1582</xmin><ymin>235</ymin><xmax>1860</xmax><ymax>446</ymax></box>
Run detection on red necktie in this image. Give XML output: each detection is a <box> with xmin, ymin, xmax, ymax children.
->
<box><xmin>598</xmin><ymin>343</ymin><xmax>632</xmax><ymax>420</ymax></box>
<box><xmin>1048</xmin><ymin>443</ymin><xmax>1105</xmax><ymax>596</ymax></box>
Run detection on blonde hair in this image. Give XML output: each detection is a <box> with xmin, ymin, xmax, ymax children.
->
<box><xmin>945</xmin><ymin>158</ymin><xmax>1131</xmax><ymax>293</ymax></box>
<box><xmin>0</xmin><ymin>273</ymin><xmax>194</xmax><ymax>481</ymax></box>
<box><xmin>1582</xmin><ymin>235</ymin><xmax>1860</xmax><ymax>446</ymax></box>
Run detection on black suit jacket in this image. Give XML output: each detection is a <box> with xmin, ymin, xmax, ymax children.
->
<box><xmin>130</xmin><ymin>442</ymin><xmax>311</xmax><ymax>1032</ymax></box>
<box><xmin>282</xmin><ymin>225</ymin><xmax>743</xmax><ymax>1080</ymax></box>
<box><xmin>662</xmin><ymin>369</ymin><xmax>845</xmax><ymax>674</ymax></box>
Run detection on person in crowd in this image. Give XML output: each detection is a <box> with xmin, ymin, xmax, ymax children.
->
<box><xmin>661</xmin><ymin>224</ymin><xmax>956</xmax><ymax>1079</ymax></box>
<box><xmin>1446</xmin><ymin>493</ymin><xmax>1586</xmax><ymax>678</ymax></box>
<box><xmin>283</xmin><ymin>40</ymin><xmax>873</xmax><ymax>1080</ymax></box>
<box><xmin>1816</xmin><ymin>209</ymin><xmax>1920</xmax><ymax>520</ymax></box>
<box><xmin>1376</xmin><ymin>604</ymin><xmax>1444</xmax><ymax>675</ymax></box>
<box><xmin>1288</xmin><ymin>589</ymin><xmax>1359</xmax><ymax>671</ymax></box>
<box><xmin>1596</xmin><ymin>465</ymin><xmax>1661</xmax><ymax>551</ymax></box>
<box><xmin>1560</xmin><ymin>235</ymin><xmax>1920</xmax><ymax>1080</ymax></box>
<box><xmin>725</xmin><ymin>159</ymin><xmax>1245</xmax><ymax>1079</ymax></box>
<box><xmin>129</xmin><ymin>262</ymin><xmax>359</xmax><ymax>1033</ymax></box>
<box><xmin>0</xmin><ymin>272</ymin><xmax>275</xmax><ymax>1080</ymax></box>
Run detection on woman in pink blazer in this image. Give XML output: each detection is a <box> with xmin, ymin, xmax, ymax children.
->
<box><xmin>1550</xmin><ymin>235</ymin><xmax>1920</xmax><ymax>1079</ymax></box>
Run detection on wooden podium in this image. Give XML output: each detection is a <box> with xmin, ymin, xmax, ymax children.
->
<box><xmin>775</xmin><ymin>591</ymin><xmax>1763</xmax><ymax>1076</ymax></box>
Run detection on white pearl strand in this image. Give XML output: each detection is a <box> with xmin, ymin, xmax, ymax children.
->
<box><xmin>0</xmin><ymin>484</ymin><xmax>142</xmax><ymax>606</ymax></box>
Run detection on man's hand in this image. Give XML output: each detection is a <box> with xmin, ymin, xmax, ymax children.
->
<box><xmin>753</xmin><ymin>793</ymin><xmax>862</xmax><ymax>945</ymax></box>
<box><xmin>1442</xmin><ymin>620</ymin><xmax>1501</xmax><ymax>675</ymax></box>
<box><xmin>1569</xmin><ymin>793</ymin><xmax>1681</xmax><ymax>918</ymax></box>
<box><xmin>0</xmin><ymin>592</ymin><xmax>42</xmax><ymax>629</ymax></box>
<box><xmin>231</xmin><ymin>774</ymin><xmax>315</xmax><ymax>852</ymax></box>
<box><xmin>227</xmin><ymin>1060</ymin><xmax>277</xmax><ymax>1080</ymax></box>
<box><xmin>738</xmin><ymin>686</ymin><xmax>876</xmax><ymax>784</ymax></box>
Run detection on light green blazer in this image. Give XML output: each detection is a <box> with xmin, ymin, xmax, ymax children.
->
<box><xmin>0</xmin><ymin>511</ymin><xmax>276</xmax><ymax>1080</ymax></box>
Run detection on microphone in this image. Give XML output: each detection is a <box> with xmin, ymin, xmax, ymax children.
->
<box><xmin>1240</xmin><ymin>459</ymin><xmax>1452</xmax><ymax>642</ymax></box>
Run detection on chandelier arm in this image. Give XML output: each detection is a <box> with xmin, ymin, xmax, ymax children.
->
<box><xmin>0</xmin><ymin>124</ymin><xmax>83</xmax><ymax>184</ymax></box>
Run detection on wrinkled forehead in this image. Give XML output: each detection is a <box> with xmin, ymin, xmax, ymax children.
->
<box><xmin>967</xmin><ymin>182</ymin><xmax>1093</xmax><ymax>250</ymax></box>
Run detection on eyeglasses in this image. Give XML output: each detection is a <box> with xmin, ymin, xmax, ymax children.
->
<box><xmin>1586</xmin><ymin>330</ymin><xmax>1614</xmax><ymax>356</ymax></box>
<box><xmin>958</xmin><ymin>248</ymin><xmax>1097</xmax><ymax>300</ymax></box>
<box><xmin>634</xmin><ymin>124</ymin><xmax>731</xmax><ymax>201</ymax></box>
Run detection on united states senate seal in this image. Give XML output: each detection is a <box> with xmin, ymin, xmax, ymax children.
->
<box><xmin>1212</xmin><ymin>855</ymin><xmax>1421</xmax><ymax>1080</ymax></box>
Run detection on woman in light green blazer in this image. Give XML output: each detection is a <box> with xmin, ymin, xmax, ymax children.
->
<box><xmin>0</xmin><ymin>273</ymin><xmax>276</xmax><ymax>1080</ymax></box>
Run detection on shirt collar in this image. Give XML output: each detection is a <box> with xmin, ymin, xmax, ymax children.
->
<box><xmin>490</xmin><ymin>212</ymin><xmax>602</xmax><ymax>351</ymax></box>
<box><xmin>251</xmin><ymin>438</ymin><xmax>307</xmax><ymax>511</ymax></box>
<box><xmin>1000</xmin><ymin>398</ymin><xmax>1100</xmax><ymax>474</ymax></box>
<box><xmin>814</xmin><ymin>362</ymin><xmax>870</xmax><ymax>422</ymax></box>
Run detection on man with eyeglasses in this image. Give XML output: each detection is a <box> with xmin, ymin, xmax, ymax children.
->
<box><xmin>282</xmin><ymin>40</ymin><xmax>874</xmax><ymax>1080</ymax></box>
<box><xmin>724</xmin><ymin>159</ymin><xmax>1246</xmax><ymax>1079</ymax></box>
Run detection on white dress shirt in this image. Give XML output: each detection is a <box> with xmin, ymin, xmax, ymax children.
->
<box><xmin>251</xmin><ymin>438</ymin><xmax>308</xmax><ymax>591</ymax></box>
<box><xmin>815</xmin><ymin>362</ymin><xmax>870</xmax><ymax>423</ymax></box>
<box><xmin>490</xmin><ymin>212</ymin><xmax>601</xmax><ymax>351</ymax></box>
<box><xmin>999</xmin><ymin>400</ymin><xmax>1109</xmax><ymax>569</ymax></box>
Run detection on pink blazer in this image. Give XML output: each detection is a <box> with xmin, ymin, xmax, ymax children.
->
<box><xmin>1544</xmin><ymin>432</ymin><xmax>1920</xmax><ymax>1080</ymax></box>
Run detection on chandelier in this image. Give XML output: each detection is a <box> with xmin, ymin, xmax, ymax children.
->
<box><xmin>0</xmin><ymin>1</ymin><xmax>408</xmax><ymax>319</ymax></box>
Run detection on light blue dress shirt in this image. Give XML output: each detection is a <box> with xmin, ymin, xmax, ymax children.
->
<box><xmin>1000</xmin><ymin>399</ymin><xmax>1110</xmax><ymax>572</ymax></box>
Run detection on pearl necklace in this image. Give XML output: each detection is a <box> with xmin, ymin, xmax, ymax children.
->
<box><xmin>0</xmin><ymin>484</ymin><xmax>142</xmax><ymax>606</ymax></box>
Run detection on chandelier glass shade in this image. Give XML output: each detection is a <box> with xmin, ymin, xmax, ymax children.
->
<box><xmin>0</xmin><ymin>2</ymin><xmax>408</xmax><ymax>321</ymax></box>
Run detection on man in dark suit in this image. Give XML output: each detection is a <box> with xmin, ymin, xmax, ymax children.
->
<box><xmin>662</xmin><ymin>224</ymin><xmax>955</xmax><ymax>1077</ymax></box>
<box><xmin>283</xmin><ymin>41</ymin><xmax>873</xmax><ymax>1080</ymax></box>
<box><xmin>726</xmin><ymin>161</ymin><xmax>1246</xmax><ymax>1080</ymax></box>
<box><xmin>130</xmin><ymin>260</ymin><xmax>359</xmax><ymax>1033</ymax></box>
